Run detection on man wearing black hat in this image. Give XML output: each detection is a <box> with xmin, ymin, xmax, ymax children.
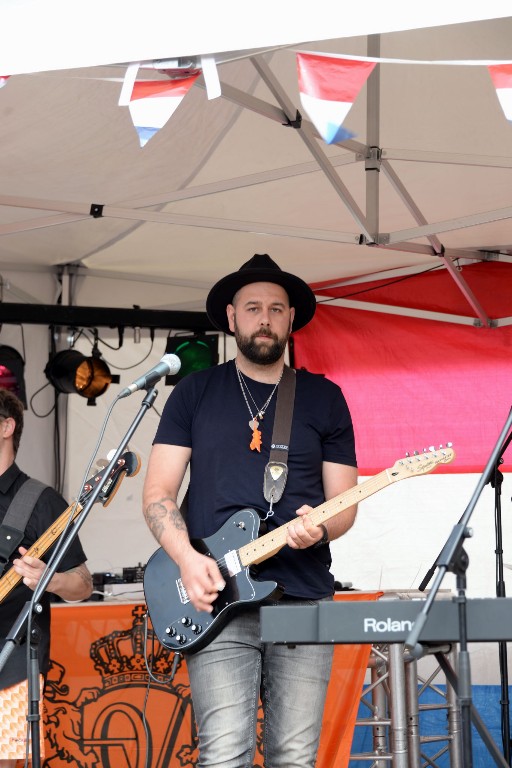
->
<box><xmin>143</xmin><ymin>254</ymin><xmax>358</xmax><ymax>767</ymax></box>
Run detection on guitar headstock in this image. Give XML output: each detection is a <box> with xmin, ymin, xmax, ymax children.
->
<box><xmin>81</xmin><ymin>451</ymin><xmax>142</xmax><ymax>507</ymax></box>
<box><xmin>389</xmin><ymin>444</ymin><xmax>455</xmax><ymax>481</ymax></box>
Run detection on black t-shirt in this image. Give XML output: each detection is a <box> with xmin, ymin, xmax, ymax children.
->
<box><xmin>153</xmin><ymin>361</ymin><xmax>357</xmax><ymax>599</ymax></box>
<box><xmin>0</xmin><ymin>463</ymin><xmax>87</xmax><ymax>688</ymax></box>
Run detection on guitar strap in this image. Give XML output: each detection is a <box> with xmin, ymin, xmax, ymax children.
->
<box><xmin>263</xmin><ymin>365</ymin><xmax>296</xmax><ymax>505</ymax></box>
<box><xmin>0</xmin><ymin>477</ymin><xmax>47</xmax><ymax>572</ymax></box>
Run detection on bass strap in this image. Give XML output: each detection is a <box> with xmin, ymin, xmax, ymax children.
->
<box><xmin>263</xmin><ymin>365</ymin><xmax>296</xmax><ymax>506</ymax></box>
<box><xmin>0</xmin><ymin>477</ymin><xmax>47</xmax><ymax>571</ymax></box>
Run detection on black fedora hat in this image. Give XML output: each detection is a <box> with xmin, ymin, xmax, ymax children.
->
<box><xmin>206</xmin><ymin>254</ymin><xmax>317</xmax><ymax>335</ymax></box>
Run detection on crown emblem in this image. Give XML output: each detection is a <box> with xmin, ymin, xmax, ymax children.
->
<box><xmin>90</xmin><ymin>604</ymin><xmax>178</xmax><ymax>690</ymax></box>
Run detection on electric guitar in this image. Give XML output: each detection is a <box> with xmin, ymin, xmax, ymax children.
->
<box><xmin>0</xmin><ymin>451</ymin><xmax>141</xmax><ymax>603</ymax></box>
<box><xmin>144</xmin><ymin>445</ymin><xmax>455</xmax><ymax>654</ymax></box>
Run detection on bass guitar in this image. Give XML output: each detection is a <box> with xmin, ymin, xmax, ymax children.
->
<box><xmin>144</xmin><ymin>445</ymin><xmax>455</xmax><ymax>654</ymax></box>
<box><xmin>0</xmin><ymin>451</ymin><xmax>141</xmax><ymax>603</ymax></box>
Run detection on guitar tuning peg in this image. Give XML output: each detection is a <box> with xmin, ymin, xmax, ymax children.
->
<box><xmin>414</xmin><ymin>450</ymin><xmax>419</xmax><ymax>455</ymax></box>
<box><xmin>428</xmin><ymin>445</ymin><xmax>435</xmax><ymax>452</ymax></box>
<box><xmin>446</xmin><ymin>441</ymin><xmax>453</xmax><ymax>448</ymax></box>
<box><xmin>405</xmin><ymin>451</ymin><xmax>410</xmax><ymax>458</ymax></box>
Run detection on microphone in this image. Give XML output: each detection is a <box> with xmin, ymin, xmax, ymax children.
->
<box><xmin>118</xmin><ymin>354</ymin><xmax>181</xmax><ymax>398</ymax></box>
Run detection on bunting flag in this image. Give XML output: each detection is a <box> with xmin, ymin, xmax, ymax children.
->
<box><xmin>296</xmin><ymin>53</ymin><xmax>375</xmax><ymax>144</ymax></box>
<box><xmin>488</xmin><ymin>63</ymin><xmax>512</xmax><ymax>122</ymax></box>
<box><xmin>127</xmin><ymin>74</ymin><xmax>199</xmax><ymax>147</ymax></box>
<box><xmin>0</xmin><ymin>76</ymin><xmax>10</xmax><ymax>88</ymax></box>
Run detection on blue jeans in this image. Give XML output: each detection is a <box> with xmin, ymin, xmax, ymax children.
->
<box><xmin>185</xmin><ymin>601</ymin><xmax>334</xmax><ymax>768</ymax></box>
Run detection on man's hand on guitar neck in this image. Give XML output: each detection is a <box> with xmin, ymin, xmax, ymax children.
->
<box><xmin>12</xmin><ymin>547</ymin><xmax>93</xmax><ymax>601</ymax></box>
<box><xmin>286</xmin><ymin>505</ymin><xmax>328</xmax><ymax>550</ymax></box>
<box><xmin>177</xmin><ymin>547</ymin><xmax>226</xmax><ymax>613</ymax></box>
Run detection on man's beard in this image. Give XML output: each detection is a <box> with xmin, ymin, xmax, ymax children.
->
<box><xmin>234</xmin><ymin>321</ymin><xmax>289</xmax><ymax>365</ymax></box>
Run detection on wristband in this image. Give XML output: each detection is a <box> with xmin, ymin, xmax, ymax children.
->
<box><xmin>313</xmin><ymin>524</ymin><xmax>329</xmax><ymax>548</ymax></box>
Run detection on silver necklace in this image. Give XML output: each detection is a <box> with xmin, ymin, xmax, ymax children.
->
<box><xmin>235</xmin><ymin>363</ymin><xmax>284</xmax><ymax>451</ymax></box>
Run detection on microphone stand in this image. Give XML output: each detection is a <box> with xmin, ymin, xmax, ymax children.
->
<box><xmin>0</xmin><ymin>386</ymin><xmax>158</xmax><ymax>768</ymax></box>
<box><xmin>408</xmin><ymin>407</ymin><xmax>512</xmax><ymax>768</ymax></box>
<box><xmin>488</xmin><ymin>437</ymin><xmax>512</xmax><ymax>764</ymax></box>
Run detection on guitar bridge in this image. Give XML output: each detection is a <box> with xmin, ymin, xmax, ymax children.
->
<box><xmin>176</xmin><ymin>578</ymin><xmax>190</xmax><ymax>605</ymax></box>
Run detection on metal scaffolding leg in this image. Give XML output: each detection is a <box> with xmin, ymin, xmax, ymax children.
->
<box><xmin>405</xmin><ymin>655</ymin><xmax>421</xmax><ymax>768</ymax></box>
<box><xmin>446</xmin><ymin>646</ymin><xmax>463</xmax><ymax>768</ymax></box>
<box><xmin>388</xmin><ymin>643</ymin><xmax>408</xmax><ymax>768</ymax></box>
<box><xmin>351</xmin><ymin>646</ymin><xmax>392</xmax><ymax>765</ymax></box>
<box><xmin>404</xmin><ymin>643</ymin><xmax>466</xmax><ymax>768</ymax></box>
<box><xmin>372</xmin><ymin>655</ymin><xmax>390</xmax><ymax>765</ymax></box>
<box><xmin>351</xmin><ymin>643</ymin><xmax>466</xmax><ymax>767</ymax></box>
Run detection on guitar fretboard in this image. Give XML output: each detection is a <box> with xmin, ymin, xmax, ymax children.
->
<box><xmin>238</xmin><ymin>469</ymin><xmax>392</xmax><ymax>567</ymax></box>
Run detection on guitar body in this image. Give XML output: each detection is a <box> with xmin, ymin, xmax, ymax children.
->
<box><xmin>144</xmin><ymin>508</ymin><xmax>281</xmax><ymax>654</ymax></box>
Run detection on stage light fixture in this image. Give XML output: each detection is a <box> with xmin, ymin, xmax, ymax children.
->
<box><xmin>165</xmin><ymin>334</ymin><xmax>219</xmax><ymax>384</ymax></box>
<box><xmin>45</xmin><ymin>347</ymin><xmax>113</xmax><ymax>405</ymax></box>
<box><xmin>0</xmin><ymin>345</ymin><xmax>27</xmax><ymax>407</ymax></box>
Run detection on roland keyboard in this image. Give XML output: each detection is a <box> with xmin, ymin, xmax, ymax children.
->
<box><xmin>260</xmin><ymin>597</ymin><xmax>512</xmax><ymax>645</ymax></box>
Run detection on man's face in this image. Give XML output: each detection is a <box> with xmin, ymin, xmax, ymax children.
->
<box><xmin>227</xmin><ymin>282</ymin><xmax>295</xmax><ymax>365</ymax></box>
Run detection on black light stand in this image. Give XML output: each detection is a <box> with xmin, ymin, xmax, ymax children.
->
<box><xmin>409</xmin><ymin>407</ymin><xmax>512</xmax><ymax>768</ymax></box>
<box><xmin>0</xmin><ymin>386</ymin><xmax>158</xmax><ymax>768</ymax></box>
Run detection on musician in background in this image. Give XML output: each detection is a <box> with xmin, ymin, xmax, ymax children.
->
<box><xmin>143</xmin><ymin>254</ymin><xmax>358</xmax><ymax>767</ymax></box>
<box><xmin>0</xmin><ymin>389</ymin><xmax>92</xmax><ymax>768</ymax></box>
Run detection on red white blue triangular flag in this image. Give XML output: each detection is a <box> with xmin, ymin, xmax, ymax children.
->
<box><xmin>128</xmin><ymin>75</ymin><xmax>199</xmax><ymax>147</ymax></box>
<box><xmin>488</xmin><ymin>64</ymin><xmax>512</xmax><ymax>122</ymax></box>
<box><xmin>296</xmin><ymin>53</ymin><xmax>375</xmax><ymax>144</ymax></box>
<box><xmin>0</xmin><ymin>76</ymin><xmax>10</xmax><ymax>88</ymax></box>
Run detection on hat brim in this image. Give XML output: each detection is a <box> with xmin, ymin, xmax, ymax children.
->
<box><xmin>206</xmin><ymin>267</ymin><xmax>317</xmax><ymax>334</ymax></box>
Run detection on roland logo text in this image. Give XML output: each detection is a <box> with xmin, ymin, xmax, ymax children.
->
<box><xmin>364</xmin><ymin>617</ymin><xmax>414</xmax><ymax>633</ymax></box>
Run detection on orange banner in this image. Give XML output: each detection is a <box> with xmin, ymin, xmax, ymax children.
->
<box><xmin>41</xmin><ymin>594</ymin><xmax>381</xmax><ymax>768</ymax></box>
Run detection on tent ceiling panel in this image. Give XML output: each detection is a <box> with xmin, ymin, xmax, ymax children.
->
<box><xmin>0</xmin><ymin>14</ymin><xmax>511</xmax><ymax>324</ymax></box>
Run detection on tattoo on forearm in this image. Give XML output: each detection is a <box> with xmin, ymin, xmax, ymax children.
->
<box><xmin>144</xmin><ymin>496</ymin><xmax>187</xmax><ymax>542</ymax></box>
<box><xmin>68</xmin><ymin>563</ymin><xmax>92</xmax><ymax>589</ymax></box>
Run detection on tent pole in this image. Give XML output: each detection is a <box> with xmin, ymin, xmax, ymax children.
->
<box><xmin>365</xmin><ymin>34</ymin><xmax>381</xmax><ymax>239</ymax></box>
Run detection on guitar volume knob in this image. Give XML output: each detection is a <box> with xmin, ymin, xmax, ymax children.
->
<box><xmin>191</xmin><ymin>623</ymin><xmax>202</xmax><ymax>635</ymax></box>
<box><xmin>165</xmin><ymin>626</ymin><xmax>177</xmax><ymax>637</ymax></box>
<box><xmin>175</xmin><ymin>634</ymin><xmax>187</xmax><ymax>645</ymax></box>
<box><xmin>181</xmin><ymin>616</ymin><xmax>192</xmax><ymax>627</ymax></box>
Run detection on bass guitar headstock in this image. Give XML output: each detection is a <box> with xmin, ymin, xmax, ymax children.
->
<box><xmin>81</xmin><ymin>451</ymin><xmax>141</xmax><ymax>507</ymax></box>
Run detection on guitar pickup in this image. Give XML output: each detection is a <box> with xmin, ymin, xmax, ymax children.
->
<box><xmin>224</xmin><ymin>550</ymin><xmax>241</xmax><ymax>577</ymax></box>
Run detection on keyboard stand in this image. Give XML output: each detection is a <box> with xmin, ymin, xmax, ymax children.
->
<box><xmin>350</xmin><ymin>643</ymin><xmax>463</xmax><ymax>766</ymax></box>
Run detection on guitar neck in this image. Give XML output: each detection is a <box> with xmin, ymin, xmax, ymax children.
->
<box><xmin>238</xmin><ymin>468</ymin><xmax>394</xmax><ymax>567</ymax></box>
<box><xmin>0</xmin><ymin>502</ymin><xmax>83</xmax><ymax>602</ymax></box>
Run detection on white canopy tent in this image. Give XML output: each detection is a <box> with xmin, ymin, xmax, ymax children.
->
<box><xmin>0</xmin><ymin>4</ymin><xmax>511</xmax><ymax>326</ymax></box>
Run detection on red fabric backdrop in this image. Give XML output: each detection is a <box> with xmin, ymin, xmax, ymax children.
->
<box><xmin>292</xmin><ymin>262</ymin><xmax>512</xmax><ymax>475</ymax></box>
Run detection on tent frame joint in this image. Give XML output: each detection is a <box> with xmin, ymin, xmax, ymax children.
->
<box><xmin>89</xmin><ymin>203</ymin><xmax>104</xmax><ymax>219</ymax></box>
<box><xmin>282</xmin><ymin>110</ymin><xmax>302</xmax><ymax>129</ymax></box>
<box><xmin>365</xmin><ymin>146</ymin><xmax>382</xmax><ymax>172</ymax></box>
<box><xmin>473</xmin><ymin>318</ymin><xmax>498</xmax><ymax>329</ymax></box>
<box><xmin>358</xmin><ymin>234</ymin><xmax>380</xmax><ymax>245</ymax></box>
<box><xmin>479</xmin><ymin>250</ymin><xmax>501</xmax><ymax>262</ymax></box>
